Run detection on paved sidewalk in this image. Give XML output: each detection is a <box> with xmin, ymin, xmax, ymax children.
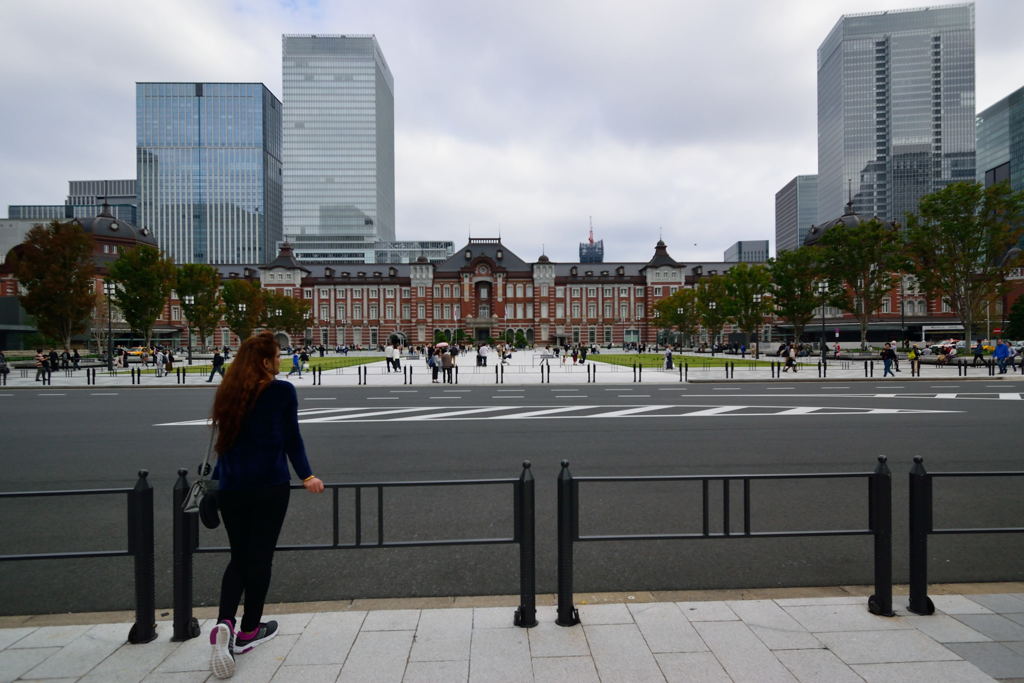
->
<box><xmin>1</xmin><ymin>349</ymin><xmax>1021</xmax><ymax>389</ymax></box>
<box><xmin>4</xmin><ymin>589</ymin><xmax>1024</xmax><ymax>682</ymax></box>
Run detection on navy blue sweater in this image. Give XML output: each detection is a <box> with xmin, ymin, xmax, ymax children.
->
<box><xmin>213</xmin><ymin>380</ymin><xmax>313</xmax><ymax>491</ymax></box>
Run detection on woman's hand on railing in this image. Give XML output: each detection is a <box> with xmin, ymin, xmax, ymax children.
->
<box><xmin>303</xmin><ymin>476</ymin><xmax>325</xmax><ymax>494</ymax></box>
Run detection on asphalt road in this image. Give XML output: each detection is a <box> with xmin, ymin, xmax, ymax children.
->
<box><xmin>1</xmin><ymin>381</ymin><xmax>1022</xmax><ymax>615</ymax></box>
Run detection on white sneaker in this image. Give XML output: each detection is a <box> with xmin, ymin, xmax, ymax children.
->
<box><xmin>210</xmin><ymin>621</ymin><xmax>235</xmax><ymax>679</ymax></box>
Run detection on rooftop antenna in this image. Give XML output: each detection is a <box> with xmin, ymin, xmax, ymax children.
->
<box><xmin>658</xmin><ymin>226</ymin><xmax>663</xmax><ymax>241</ymax></box>
<box><xmin>588</xmin><ymin>216</ymin><xmax>595</xmax><ymax>245</ymax></box>
<box><xmin>498</xmin><ymin>224</ymin><xmax>502</xmax><ymax>239</ymax></box>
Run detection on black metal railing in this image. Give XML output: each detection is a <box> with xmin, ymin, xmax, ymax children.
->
<box><xmin>555</xmin><ymin>457</ymin><xmax>894</xmax><ymax>626</ymax></box>
<box><xmin>172</xmin><ymin>462</ymin><xmax>537</xmax><ymax>640</ymax></box>
<box><xmin>908</xmin><ymin>456</ymin><xmax>1024</xmax><ymax>616</ymax></box>
<box><xmin>0</xmin><ymin>471</ymin><xmax>156</xmax><ymax>643</ymax></box>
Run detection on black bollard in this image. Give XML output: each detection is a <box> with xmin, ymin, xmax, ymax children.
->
<box><xmin>556</xmin><ymin>460</ymin><xmax>580</xmax><ymax>626</ymax></box>
<box><xmin>496</xmin><ymin>366</ymin><xmax>500</xmax><ymax>384</ymax></box>
<box><xmin>907</xmin><ymin>456</ymin><xmax>935</xmax><ymax>615</ymax></box>
<box><xmin>172</xmin><ymin>469</ymin><xmax>200</xmax><ymax>640</ymax></box>
<box><xmin>513</xmin><ymin>461</ymin><xmax>537</xmax><ymax>628</ymax></box>
<box><xmin>127</xmin><ymin>470</ymin><xmax>157</xmax><ymax>643</ymax></box>
<box><xmin>868</xmin><ymin>455</ymin><xmax>894</xmax><ymax>617</ymax></box>
<box><xmin>864</xmin><ymin>361</ymin><xmax>869</xmax><ymax>378</ymax></box>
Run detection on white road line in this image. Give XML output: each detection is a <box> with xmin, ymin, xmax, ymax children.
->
<box><xmin>90</xmin><ymin>393</ymin><xmax>119</xmax><ymax>396</ymax></box>
<box><xmin>492</xmin><ymin>395</ymin><xmax>523</xmax><ymax>399</ymax></box>
<box><xmin>389</xmin><ymin>390</ymin><xmax>418</xmax><ymax>393</ymax></box>
<box><xmin>878</xmin><ymin>386</ymin><xmax>905</xmax><ymax>389</ymax></box>
<box><xmin>628</xmin><ymin>395</ymin><xmax>651</xmax><ymax>398</ymax></box>
<box><xmin>399</xmin><ymin>406</ymin><xmax>512</xmax><ymax>420</ymax></box>
<box><xmin>934</xmin><ymin>394</ymin><xmax>959</xmax><ymax>399</ymax></box>
<box><xmin>611</xmin><ymin>388</ymin><xmax>631</xmax><ymax>391</ymax></box>
<box><xmin>822</xmin><ymin>386</ymin><xmax>850</xmax><ymax>389</ymax></box>
<box><xmin>430</xmin><ymin>396</ymin><xmax>463</xmax><ymax>399</ymax></box>
<box><xmin>931</xmin><ymin>385</ymin><xmax>960</xmax><ymax>388</ymax></box>
<box><xmin>305</xmin><ymin>397</ymin><xmax>337</xmax><ymax>400</ymax></box>
<box><xmin>766</xmin><ymin>387</ymin><xmax>795</xmax><ymax>390</ymax></box>
<box><xmin>680</xmin><ymin>406</ymin><xmax>747</xmax><ymax>417</ymax></box>
<box><xmin>302</xmin><ymin>407</ymin><xmax>436</xmax><ymax>422</ymax></box>
<box><xmin>496</xmin><ymin>389</ymin><xmax>523</xmax><ymax>392</ymax></box>
<box><xmin>773</xmin><ymin>407</ymin><xmax>823</xmax><ymax>415</ymax></box>
<box><xmin>0</xmin><ymin>394</ymin><xmax>12</xmax><ymax>397</ymax></box>
<box><xmin>443</xmin><ymin>389</ymin><xmax>471</xmax><ymax>393</ymax></box>
<box><xmin>590</xmin><ymin>405</ymin><xmax>670</xmax><ymax>418</ymax></box>
<box><xmin>38</xmin><ymin>393</ymin><xmax>65</xmax><ymax>396</ymax></box>
<box><xmin>504</xmin><ymin>406</ymin><xmax>594</xmax><ymax>419</ymax></box>
<box><xmin>999</xmin><ymin>393</ymin><xmax>1022</xmax><ymax>400</ymax></box>
<box><xmin>987</xmin><ymin>385</ymin><xmax>1007</xmax><ymax>388</ymax></box>
<box><xmin>367</xmin><ymin>397</ymin><xmax>398</xmax><ymax>400</ymax></box>
<box><xmin>713</xmin><ymin>388</ymin><xmax>741</xmax><ymax>390</ymax></box>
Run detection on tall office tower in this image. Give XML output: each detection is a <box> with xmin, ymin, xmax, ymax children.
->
<box><xmin>724</xmin><ymin>241</ymin><xmax>769</xmax><ymax>263</ymax></box>
<box><xmin>977</xmin><ymin>85</ymin><xmax>1024</xmax><ymax>192</ymax></box>
<box><xmin>775</xmin><ymin>175</ymin><xmax>818</xmax><ymax>252</ymax></box>
<box><xmin>67</xmin><ymin>179</ymin><xmax>136</xmax><ymax>207</ymax></box>
<box><xmin>136</xmin><ymin>83</ymin><xmax>282</xmax><ymax>264</ymax></box>
<box><xmin>282</xmin><ymin>34</ymin><xmax>395</xmax><ymax>263</ymax></box>
<box><xmin>817</xmin><ymin>4</ymin><xmax>975</xmax><ymax>225</ymax></box>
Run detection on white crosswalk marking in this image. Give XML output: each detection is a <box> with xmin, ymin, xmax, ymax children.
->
<box><xmin>503</xmin><ymin>406</ymin><xmax>593</xmax><ymax>419</ymax></box>
<box><xmin>591</xmin><ymin>405</ymin><xmax>670</xmax><ymax>418</ymax></box>
<box><xmin>300</xmin><ymin>407</ymin><xmax>436</xmax><ymax>422</ymax></box>
<box><xmin>999</xmin><ymin>393</ymin><xmax>1022</xmax><ymax>400</ymax></box>
<box><xmin>397</xmin><ymin>406</ymin><xmax>513</xmax><ymax>420</ymax></box>
<box><xmin>677</xmin><ymin>406</ymin><xmax>747</xmax><ymax>417</ymax></box>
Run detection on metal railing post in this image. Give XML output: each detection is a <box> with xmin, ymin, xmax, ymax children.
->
<box><xmin>127</xmin><ymin>470</ymin><xmax>157</xmax><ymax>643</ymax></box>
<box><xmin>868</xmin><ymin>455</ymin><xmax>894</xmax><ymax>617</ymax></box>
<box><xmin>908</xmin><ymin>456</ymin><xmax>935</xmax><ymax>615</ymax></box>
<box><xmin>556</xmin><ymin>460</ymin><xmax>580</xmax><ymax>626</ymax></box>
<box><xmin>514</xmin><ymin>461</ymin><xmax>537</xmax><ymax>628</ymax></box>
<box><xmin>632</xmin><ymin>362</ymin><xmax>637</xmax><ymax>382</ymax></box>
<box><xmin>638</xmin><ymin>364</ymin><xmax>642</xmax><ymax>383</ymax></box>
<box><xmin>172</xmin><ymin>468</ymin><xmax>200</xmax><ymax>640</ymax></box>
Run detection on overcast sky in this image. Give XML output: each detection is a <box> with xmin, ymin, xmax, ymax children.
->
<box><xmin>1</xmin><ymin>0</ymin><xmax>1021</xmax><ymax>263</ymax></box>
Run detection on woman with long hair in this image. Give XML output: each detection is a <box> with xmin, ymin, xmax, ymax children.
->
<box><xmin>207</xmin><ymin>331</ymin><xmax>324</xmax><ymax>679</ymax></box>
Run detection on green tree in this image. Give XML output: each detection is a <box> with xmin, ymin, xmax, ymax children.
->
<box><xmin>818</xmin><ymin>218</ymin><xmax>907</xmax><ymax>350</ymax></box>
<box><xmin>653</xmin><ymin>288</ymin><xmax>699</xmax><ymax>347</ymax></box>
<box><xmin>768</xmin><ymin>247</ymin><xmax>822</xmax><ymax>344</ymax></box>
<box><xmin>906</xmin><ymin>181</ymin><xmax>1024</xmax><ymax>344</ymax></box>
<box><xmin>514</xmin><ymin>330</ymin><xmax>528</xmax><ymax>348</ymax></box>
<box><xmin>1006</xmin><ymin>295</ymin><xmax>1024</xmax><ymax>340</ymax></box>
<box><xmin>175</xmin><ymin>264</ymin><xmax>223</xmax><ymax>350</ymax></box>
<box><xmin>11</xmin><ymin>220</ymin><xmax>96</xmax><ymax>350</ymax></box>
<box><xmin>722</xmin><ymin>262</ymin><xmax>772</xmax><ymax>350</ymax></box>
<box><xmin>221</xmin><ymin>279</ymin><xmax>264</xmax><ymax>342</ymax></box>
<box><xmin>695</xmin><ymin>276</ymin><xmax>730</xmax><ymax>345</ymax></box>
<box><xmin>106</xmin><ymin>245</ymin><xmax>176</xmax><ymax>347</ymax></box>
<box><xmin>261</xmin><ymin>290</ymin><xmax>310</xmax><ymax>341</ymax></box>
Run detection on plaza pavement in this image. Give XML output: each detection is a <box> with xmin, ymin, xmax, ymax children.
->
<box><xmin>3</xmin><ymin>585</ymin><xmax>1024</xmax><ymax>682</ymax></box>
<box><xmin>2</xmin><ymin>349</ymin><xmax>1022</xmax><ymax>389</ymax></box>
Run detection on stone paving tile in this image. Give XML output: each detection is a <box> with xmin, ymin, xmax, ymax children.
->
<box><xmin>727</xmin><ymin>600</ymin><xmax>820</xmax><ymax>650</ymax></box>
<box><xmin>141</xmin><ymin>672</ymin><xmax>212</xmax><ymax>683</ymax></box>
<box><xmin>584</xmin><ymin>623</ymin><xmax>665</xmax><ymax>682</ymax></box>
<box><xmin>22</xmin><ymin>622</ymin><xmax>130</xmax><ymax>679</ymax></box>
<box><xmin>655</xmin><ymin>652</ymin><xmax>731</xmax><ymax>682</ymax></box>
<box><xmin>931</xmin><ymin>594</ymin><xmax>994</xmax><ymax>615</ymax></box>
<box><xmin>468</xmin><ymin>627</ymin><xmax>532</xmax><ymax>683</ymax></box>
<box><xmin>901</xmin><ymin>614</ymin><xmax>991</xmax><ymax>643</ymax></box>
<box><xmin>402</xmin><ymin>659</ymin><xmax>468</xmax><ymax>682</ymax></box>
<box><xmin>774</xmin><ymin>649</ymin><xmax>864</xmax><ymax>683</ymax></box>
<box><xmin>1005</xmin><ymin>640</ymin><xmax>1024</xmax><ymax>656</ymax></box>
<box><xmin>969</xmin><ymin>594</ymin><xmax>1024</xmax><ymax>614</ymax></box>
<box><xmin>954</xmin><ymin>614</ymin><xmax>1024</xmax><ymax>641</ymax></box>
<box><xmin>80</xmin><ymin>623</ymin><xmax>182</xmax><ymax>683</ymax></box>
<box><xmin>284</xmin><ymin>611</ymin><xmax>365</xmax><ymax>666</ymax></box>
<box><xmin>675</xmin><ymin>601</ymin><xmax>738</xmax><ymax>622</ymax></box>
<box><xmin>363</xmin><ymin>609</ymin><xmax>420</xmax><ymax>632</ymax></box>
<box><xmin>231</xmin><ymin>633</ymin><xmax>298</xmax><ymax>683</ymax></box>
<box><xmin>0</xmin><ymin>627</ymin><xmax>35</xmax><ymax>651</ymax></box>
<box><xmin>526</xmin><ymin>619</ymin><xmax>590</xmax><ymax>658</ymax></box>
<box><xmin>0</xmin><ymin>646</ymin><xmax>60</xmax><ymax>683</ymax></box>
<box><xmin>270</xmin><ymin>664</ymin><xmax>343</xmax><ymax>683</ymax></box>
<box><xmin>272</xmin><ymin>612</ymin><xmax>315</xmax><ymax>635</ymax></box>
<box><xmin>782</xmin><ymin>604</ymin><xmax>911</xmax><ymax>632</ymax></box>
<box><xmin>1005</xmin><ymin>613</ymin><xmax>1024</xmax><ymax>627</ymax></box>
<box><xmin>408</xmin><ymin>608</ymin><xmax>473</xmax><ymax>663</ymax></box>
<box><xmin>8</xmin><ymin>624</ymin><xmax>91</xmax><ymax>649</ymax></box>
<box><xmin>153</xmin><ymin>619</ymin><xmax>217</xmax><ymax>673</ymax></box>
<box><xmin>774</xmin><ymin>596</ymin><xmax>866</xmax><ymax>607</ymax></box>
<box><xmin>627</xmin><ymin>602</ymin><xmax>707</xmax><ymax>653</ymax></box>
<box><xmin>339</xmin><ymin>630</ymin><xmax>414</xmax><ymax>682</ymax></box>
<box><xmin>531</xmin><ymin>655</ymin><xmax>600</xmax><ymax>683</ymax></box>
<box><xmin>816</xmin><ymin>629</ymin><xmax>960</xmax><ymax>665</ymax></box>
<box><xmin>472</xmin><ymin>607</ymin><xmax>516</xmax><ymax>629</ymax></box>
<box><xmin>577</xmin><ymin>603</ymin><xmax>634</xmax><ymax>624</ymax></box>
<box><xmin>693</xmin><ymin>620</ymin><xmax>797</xmax><ymax>682</ymax></box>
<box><xmin>852</xmin><ymin>660</ymin><xmax>997</xmax><ymax>682</ymax></box>
<box><xmin>946</xmin><ymin>641</ymin><xmax>1024</xmax><ymax>679</ymax></box>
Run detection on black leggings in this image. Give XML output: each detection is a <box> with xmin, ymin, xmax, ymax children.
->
<box><xmin>217</xmin><ymin>485</ymin><xmax>290</xmax><ymax>631</ymax></box>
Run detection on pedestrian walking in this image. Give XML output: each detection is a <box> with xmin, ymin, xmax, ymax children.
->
<box><xmin>391</xmin><ymin>344</ymin><xmax>402</xmax><ymax>371</ymax></box>
<box><xmin>993</xmin><ymin>340</ymin><xmax>1011</xmax><ymax>374</ymax></box>
<box><xmin>286</xmin><ymin>350</ymin><xmax>301</xmax><ymax>378</ymax></box>
<box><xmin>881</xmin><ymin>342</ymin><xmax>897</xmax><ymax>377</ymax></box>
<box><xmin>384</xmin><ymin>343</ymin><xmax>394</xmax><ymax>372</ymax></box>
<box><xmin>207</xmin><ymin>349</ymin><xmax>226</xmax><ymax>382</ymax></box>
<box><xmin>441</xmin><ymin>347</ymin><xmax>454</xmax><ymax>383</ymax></box>
<box><xmin>207</xmin><ymin>331</ymin><xmax>324</xmax><ymax>679</ymax></box>
<box><xmin>71</xmin><ymin>349</ymin><xmax>81</xmax><ymax>370</ymax></box>
<box><xmin>34</xmin><ymin>349</ymin><xmax>47</xmax><ymax>382</ymax></box>
<box><xmin>664</xmin><ymin>347</ymin><xmax>673</xmax><ymax>370</ymax></box>
<box><xmin>972</xmin><ymin>340</ymin><xmax>986</xmax><ymax>367</ymax></box>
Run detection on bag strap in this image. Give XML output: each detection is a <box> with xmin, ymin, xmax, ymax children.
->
<box><xmin>199</xmin><ymin>427</ymin><xmax>216</xmax><ymax>479</ymax></box>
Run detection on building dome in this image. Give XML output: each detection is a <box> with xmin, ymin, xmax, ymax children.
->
<box><xmin>537</xmin><ymin>254</ymin><xmax>550</xmax><ymax>263</ymax></box>
<box><xmin>74</xmin><ymin>202</ymin><xmax>158</xmax><ymax>247</ymax></box>
<box><xmin>803</xmin><ymin>201</ymin><xmax>894</xmax><ymax>246</ymax></box>
<box><xmin>416</xmin><ymin>254</ymin><xmax>429</xmax><ymax>264</ymax></box>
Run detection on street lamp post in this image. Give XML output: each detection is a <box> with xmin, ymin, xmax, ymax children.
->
<box><xmin>182</xmin><ymin>294</ymin><xmax>194</xmax><ymax>365</ymax></box>
<box><xmin>751</xmin><ymin>293</ymin><xmax>762</xmax><ymax>359</ymax></box>
<box><xmin>818</xmin><ymin>281</ymin><xmax>828</xmax><ymax>360</ymax></box>
<box><xmin>708</xmin><ymin>301</ymin><xmax>717</xmax><ymax>355</ymax></box>
<box><xmin>676</xmin><ymin>307</ymin><xmax>685</xmax><ymax>348</ymax></box>
<box><xmin>103</xmin><ymin>282</ymin><xmax>116</xmax><ymax>372</ymax></box>
<box><xmin>900</xmin><ymin>277</ymin><xmax>907</xmax><ymax>350</ymax></box>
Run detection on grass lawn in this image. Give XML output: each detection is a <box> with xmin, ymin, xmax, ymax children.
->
<box><xmin>592</xmin><ymin>353</ymin><xmax>778</xmax><ymax>369</ymax></box>
<box><xmin>277</xmin><ymin>355</ymin><xmax>383</xmax><ymax>372</ymax></box>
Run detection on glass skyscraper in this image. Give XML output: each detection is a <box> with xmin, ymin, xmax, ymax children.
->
<box><xmin>977</xmin><ymin>86</ymin><xmax>1024</xmax><ymax>193</ymax></box>
<box><xmin>136</xmin><ymin>83</ymin><xmax>282</xmax><ymax>264</ymax></box>
<box><xmin>775</xmin><ymin>175</ymin><xmax>818</xmax><ymax>252</ymax></box>
<box><xmin>817</xmin><ymin>4</ymin><xmax>975</xmax><ymax>225</ymax></box>
<box><xmin>282</xmin><ymin>34</ymin><xmax>396</xmax><ymax>263</ymax></box>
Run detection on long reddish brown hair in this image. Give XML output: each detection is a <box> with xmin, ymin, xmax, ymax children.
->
<box><xmin>211</xmin><ymin>332</ymin><xmax>279</xmax><ymax>454</ymax></box>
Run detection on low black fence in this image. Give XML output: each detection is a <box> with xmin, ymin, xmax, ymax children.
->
<box><xmin>907</xmin><ymin>456</ymin><xmax>1024</xmax><ymax>616</ymax></box>
<box><xmin>171</xmin><ymin>462</ymin><xmax>538</xmax><ymax>640</ymax></box>
<box><xmin>0</xmin><ymin>471</ymin><xmax>156</xmax><ymax>644</ymax></box>
<box><xmin>554</xmin><ymin>457</ymin><xmax>894</xmax><ymax>626</ymax></box>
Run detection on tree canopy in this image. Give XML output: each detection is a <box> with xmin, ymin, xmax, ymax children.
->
<box><xmin>261</xmin><ymin>289</ymin><xmax>310</xmax><ymax>341</ymax></box>
<box><xmin>695</xmin><ymin>276</ymin><xmax>730</xmax><ymax>344</ymax></box>
<box><xmin>768</xmin><ymin>247</ymin><xmax>822</xmax><ymax>344</ymax></box>
<box><xmin>106</xmin><ymin>245</ymin><xmax>177</xmax><ymax>347</ymax></box>
<box><xmin>905</xmin><ymin>181</ymin><xmax>1024</xmax><ymax>343</ymax></box>
<box><xmin>11</xmin><ymin>220</ymin><xmax>96</xmax><ymax>350</ymax></box>
<box><xmin>722</xmin><ymin>262</ymin><xmax>772</xmax><ymax>345</ymax></box>
<box><xmin>653</xmin><ymin>287</ymin><xmax>699</xmax><ymax>346</ymax></box>
<box><xmin>220</xmin><ymin>279</ymin><xmax>265</xmax><ymax>343</ymax></box>
<box><xmin>175</xmin><ymin>264</ymin><xmax>223</xmax><ymax>350</ymax></box>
